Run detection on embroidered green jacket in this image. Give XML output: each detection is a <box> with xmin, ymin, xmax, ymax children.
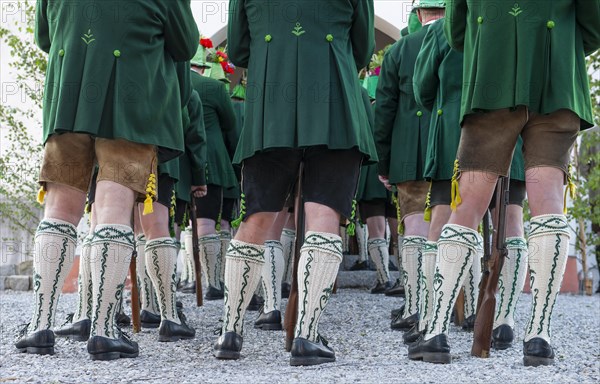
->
<box><xmin>227</xmin><ymin>0</ymin><xmax>377</xmax><ymax>164</ymax></box>
<box><xmin>445</xmin><ymin>0</ymin><xmax>600</xmax><ymax>129</ymax></box>
<box><xmin>35</xmin><ymin>0</ymin><xmax>199</xmax><ymax>162</ymax></box>
<box><xmin>415</xmin><ymin>19</ymin><xmax>526</xmax><ymax>182</ymax></box>
<box><xmin>357</xmin><ymin>89</ymin><xmax>389</xmax><ymax>202</ymax></box>
<box><xmin>375</xmin><ymin>25</ymin><xmax>432</xmax><ymax>184</ymax></box>
<box><xmin>223</xmin><ymin>99</ymin><xmax>245</xmax><ymax>200</ymax></box>
<box><xmin>190</xmin><ymin>72</ymin><xmax>239</xmax><ymax>189</ymax></box>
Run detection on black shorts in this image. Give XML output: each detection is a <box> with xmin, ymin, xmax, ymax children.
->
<box><xmin>194</xmin><ymin>184</ymin><xmax>223</xmax><ymax>221</ymax></box>
<box><xmin>358</xmin><ymin>198</ymin><xmax>396</xmax><ymax>222</ymax></box>
<box><xmin>241</xmin><ymin>147</ymin><xmax>363</xmax><ymax>220</ymax></box>
<box><xmin>429</xmin><ymin>179</ymin><xmax>526</xmax><ymax>208</ymax></box>
<box><xmin>221</xmin><ymin>197</ymin><xmax>237</xmax><ymax>223</ymax></box>
<box><xmin>174</xmin><ymin>198</ymin><xmax>188</xmax><ymax>226</ymax></box>
<box><xmin>88</xmin><ymin>170</ymin><xmax>174</xmax><ymax>209</ymax></box>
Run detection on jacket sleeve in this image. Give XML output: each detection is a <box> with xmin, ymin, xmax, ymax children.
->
<box><xmin>576</xmin><ymin>0</ymin><xmax>600</xmax><ymax>55</ymax></box>
<box><xmin>35</xmin><ymin>0</ymin><xmax>50</xmax><ymax>53</ymax></box>
<box><xmin>186</xmin><ymin>90</ymin><xmax>208</xmax><ymax>186</ymax></box>
<box><xmin>227</xmin><ymin>0</ymin><xmax>251</xmax><ymax>68</ymax></box>
<box><xmin>413</xmin><ymin>26</ymin><xmax>442</xmax><ymax>111</ymax></box>
<box><xmin>351</xmin><ymin>0</ymin><xmax>375</xmax><ymax>69</ymax></box>
<box><xmin>165</xmin><ymin>0</ymin><xmax>199</xmax><ymax>62</ymax></box>
<box><xmin>374</xmin><ymin>49</ymin><xmax>400</xmax><ymax>176</ymax></box>
<box><xmin>444</xmin><ymin>0</ymin><xmax>468</xmax><ymax>51</ymax></box>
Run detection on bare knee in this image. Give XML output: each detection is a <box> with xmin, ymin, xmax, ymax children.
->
<box><xmin>43</xmin><ymin>182</ymin><xmax>86</xmax><ymax>225</ymax></box>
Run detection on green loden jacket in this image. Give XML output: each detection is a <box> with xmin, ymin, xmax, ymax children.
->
<box><xmin>35</xmin><ymin>0</ymin><xmax>199</xmax><ymax>162</ymax></box>
<box><xmin>444</xmin><ymin>0</ymin><xmax>600</xmax><ymax>129</ymax></box>
<box><xmin>375</xmin><ymin>24</ymin><xmax>432</xmax><ymax>184</ymax></box>
<box><xmin>190</xmin><ymin>71</ymin><xmax>239</xmax><ymax>190</ymax></box>
<box><xmin>227</xmin><ymin>0</ymin><xmax>378</xmax><ymax>164</ymax></box>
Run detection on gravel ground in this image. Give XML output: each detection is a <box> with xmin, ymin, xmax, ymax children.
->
<box><xmin>1</xmin><ymin>289</ymin><xmax>599</xmax><ymax>384</ymax></box>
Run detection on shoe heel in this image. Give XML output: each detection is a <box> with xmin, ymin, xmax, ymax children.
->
<box><xmin>214</xmin><ymin>350</ymin><xmax>240</xmax><ymax>360</ymax></box>
<box><xmin>141</xmin><ymin>322</ymin><xmax>160</xmax><ymax>329</ymax></box>
<box><xmin>90</xmin><ymin>352</ymin><xmax>121</xmax><ymax>361</ymax></box>
<box><xmin>523</xmin><ymin>355</ymin><xmax>554</xmax><ymax>367</ymax></box>
<box><xmin>158</xmin><ymin>335</ymin><xmax>180</xmax><ymax>343</ymax></box>
<box><xmin>493</xmin><ymin>341</ymin><xmax>512</xmax><ymax>350</ymax></box>
<box><xmin>423</xmin><ymin>352</ymin><xmax>451</xmax><ymax>364</ymax></box>
<box><xmin>26</xmin><ymin>347</ymin><xmax>54</xmax><ymax>355</ymax></box>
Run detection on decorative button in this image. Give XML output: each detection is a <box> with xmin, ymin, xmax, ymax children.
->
<box><xmin>58</xmin><ymin>49</ymin><xmax>65</xmax><ymax>57</ymax></box>
<box><xmin>265</xmin><ymin>34</ymin><xmax>272</xmax><ymax>42</ymax></box>
<box><xmin>477</xmin><ymin>16</ymin><xmax>483</xmax><ymax>24</ymax></box>
<box><xmin>546</xmin><ymin>20</ymin><xmax>555</xmax><ymax>29</ymax></box>
<box><xmin>437</xmin><ymin>109</ymin><xmax>443</xmax><ymax>116</ymax></box>
<box><xmin>326</xmin><ymin>34</ymin><xmax>334</xmax><ymax>42</ymax></box>
<box><xmin>113</xmin><ymin>50</ymin><xmax>121</xmax><ymax>58</ymax></box>
<box><xmin>416</xmin><ymin>111</ymin><xmax>423</xmax><ymax>117</ymax></box>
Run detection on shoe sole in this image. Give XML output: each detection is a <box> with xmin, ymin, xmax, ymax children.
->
<box><xmin>141</xmin><ymin>322</ymin><xmax>160</xmax><ymax>329</ymax></box>
<box><xmin>18</xmin><ymin>347</ymin><xmax>54</xmax><ymax>355</ymax></box>
<box><xmin>423</xmin><ymin>352</ymin><xmax>451</xmax><ymax>364</ymax></box>
<box><xmin>493</xmin><ymin>341</ymin><xmax>513</xmax><ymax>350</ymax></box>
<box><xmin>214</xmin><ymin>350</ymin><xmax>240</xmax><ymax>360</ymax></box>
<box><xmin>290</xmin><ymin>356</ymin><xmax>335</xmax><ymax>366</ymax></box>
<box><xmin>89</xmin><ymin>351</ymin><xmax>139</xmax><ymax>361</ymax></box>
<box><xmin>56</xmin><ymin>334</ymin><xmax>88</xmax><ymax>342</ymax></box>
<box><xmin>523</xmin><ymin>355</ymin><xmax>554</xmax><ymax>367</ymax></box>
<box><xmin>254</xmin><ymin>323</ymin><xmax>283</xmax><ymax>331</ymax></box>
<box><xmin>158</xmin><ymin>334</ymin><xmax>195</xmax><ymax>342</ymax></box>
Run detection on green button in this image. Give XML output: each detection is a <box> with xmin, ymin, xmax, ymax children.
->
<box><xmin>547</xmin><ymin>20</ymin><xmax>555</xmax><ymax>29</ymax></box>
<box><xmin>416</xmin><ymin>111</ymin><xmax>423</xmax><ymax>117</ymax></box>
<box><xmin>265</xmin><ymin>34</ymin><xmax>272</xmax><ymax>42</ymax></box>
<box><xmin>477</xmin><ymin>16</ymin><xmax>483</xmax><ymax>24</ymax></box>
<box><xmin>58</xmin><ymin>49</ymin><xmax>65</xmax><ymax>57</ymax></box>
<box><xmin>113</xmin><ymin>50</ymin><xmax>121</xmax><ymax>58</ymax></box>
<box><xmin>437</xmin><ymin>109</ymin><xmax>443</xmax><ymax>116</ymax></box>
<box><xmin>326</xmin><ymin>34</ymin><xmax>334</xmax><ymax>42</ymax></box>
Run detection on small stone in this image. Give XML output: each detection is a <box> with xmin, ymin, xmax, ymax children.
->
<box><xmin>17</xmin><ymin>260</ymin><xmax>33</xmax><ymax>276</ymax></box>
<box><xmin>6</xmin><ymin>275</ymin><xmax>30</xmax><ymax>291</ymax></box>
<box><xmin>0</xmin><ymin>264</ymin><xmax>16</xmax><ymax>276</ymax></box>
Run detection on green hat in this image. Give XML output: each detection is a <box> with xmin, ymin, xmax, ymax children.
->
<box><xmin>408</xmin><ymin>9</ymin><xmax>423</xmax><ymax>34</ymax></box>
<box><xmin>191</xmin><ymin>44</ymin><xmax>210</xmax><ymax>68</ymax></box>
<box><xmin>209</xmin><ymin>62</ymin><xmax>231</xmax><ymax>84</ymax></box>
<box><xmin>414</xmin><ymin>0</ymin><xmax>445</xmax><ymax>8</ymax></box>
<box><xmin>231</xmin><ymin>84</ymin><xmax>246</xmax><ymax>100</ymax></box>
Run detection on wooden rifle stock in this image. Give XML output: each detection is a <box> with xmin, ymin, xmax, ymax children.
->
<box><xmin>475</xmin><ymin>211</ymin><xmax>492</xmax><ymax>313</ymax></box>
<box><xmin>284</xmin><ymin>164</ymin><xmax>305</xmax><ymax>352</ymax></box>
<box><xmin>472</xmin><ymin>176</ymin><xmax>510</xmax><ymax>357</ymax></box>
<box><xmin>129</xmin><ymin>249</ymin><xmax>141</xmax><ymax>333</ymax></box>
<box><xmin>190</xmin><ymin>194</ymin><xmax>203</xmax><ymax>307</ymax></box>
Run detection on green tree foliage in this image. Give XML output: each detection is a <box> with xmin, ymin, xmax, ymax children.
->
<box><xmin>0</xmin><ymin>1</ymin><xmax>45</xmax><ymax>237</ymax></box>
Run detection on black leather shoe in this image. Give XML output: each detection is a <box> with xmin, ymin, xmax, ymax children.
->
<box><xmin>403</xmin><ymin>324</ymin><xmax>424</xmax><ymax>345</ymax></box>
<box><xmin>391</xmin><ymin>312</ymin><xmax>419</xmax><ymax>331</ymax></box>
<box><xmin>55</xmin><ymin>317</ymin><xmax>91</xmax><ymax>342</ymax></box>
<box><xmin>492</xmin><ymin>324</ymin><xmax>514</xmax><ymax>350</ymax></box>
<box><xmin>158</xmin><ymin>319</ymin><xmax>195</xmax><ymax>342</ymax></box>
<box><xmin>87</xmin><ymin>333</ymin><xmax>139</xmax><ymax>361</ymax></box>
<box><xmin>181</xmin><ymin>281</ymin><xmax>196</xmax><ymax>294</ymax></box>
<box><xmin>247</xmin><ymin>294</ymin><xmax>264</xmax><ymax>311</ymax></box>
<box><xmin>15</xmin><ymin>328</ymin><xmax>55</xmax><ymax>355</ymax></box>
<box><xmin>408</xmin><ymin>333</ymin><xmax>451</xmax><ymax>364</ymax></box>
<box><xmin>523</xmin><ymin>338</ymin><xmax>555</xmax><ymax>366</ymax></box>
<box><xmin>214</xmin><ymin>331</ymin><xmax>243</xmax><ymax>360</ymax></box>
<box><xmin>290</xmin><ymin>336</ymin><xmax>336</xmax><ymax>366</ymax></box>
<box><xmin>281</xmin><ymin>282</ymin><xmax>291</xmax><ymax>299</ymax></box>
<box><xmin>204</xmin><ymin>286</ymin><xmax>224</xmax><ymax>301</ymax></box>
<box><xmin>390</xmin><ymin>304</ymin><xmax>405</xmax><ymax>319</ymax></box>
<box><xmin>384</xmin><ymin>279</ymin><xmax>405</xmax><ymax>297</ymax></box>
<box><xmin>116</xmin><ymin>311</ymin><xmax>131</xmax><ymax>327</ymax></box>
<box><xmin>254</xmin><ymin>310</ymin><xmax>282</xmax><ymax>330</ymax></box>
<box><xmin>140</xmin><ymin>310</ymin><xmax>161</xmax><ymax>329</ymax></box>
<box><xmin>176</xmin><ymin>301</ymin><xmax>183</xmax><ymax>309</ymax></box>
<box><xmin>349</xmin><ymin>260</ymin><xmax>369</xmax><ymax>271</ymax></box>
<box><xmin>370</xmin><ymin>280</ymin><xmax>393</xmax><ymax>294</ymax></box>
<box><xmin>461</xmin><ymin>315</ymin><xmax>476</xmax><ymax>332</ymax></box>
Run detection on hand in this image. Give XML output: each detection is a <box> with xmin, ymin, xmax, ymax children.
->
<box><xmin>378</xmin><ymin>175</ymin><xmax>392</xmax><ymax>191</ymax></box>
<box><xmin>192</xmin><ymin>185</ymin><xmax>208</xmax><ymax>198</ymax></box>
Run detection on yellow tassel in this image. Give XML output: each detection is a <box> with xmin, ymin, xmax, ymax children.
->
<box><xmin>424</xmin><ymin>183</ymin><xmax>432</xmax><ymax>222</ymax></box>
<box><xmin>563</xmin><ymin>164</ymin><xmax>577</xmax><ymax>214</ymax></box>
<box><xmin>143</xmin><ymin>195</ymin><xmax>154</xmax><ymax>215</ymax></box>
<box><xmin>392</xmin><ymin>193</ymin><xmax>403</xmax><ymax>235</ymax></box>
<box><xmin>450</xmin><ymin>159</ymin><xmax>462</xmax><ymax>211</ymax></box>
<box><xmin>37</xmin><ymin>186</ymin><xmax>46</xmax><ymax>205</ymax></box>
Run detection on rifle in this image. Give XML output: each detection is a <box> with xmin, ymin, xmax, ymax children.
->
<box><xmin>284</xmin><ymin>164</ymin><xmax>305</xmax><ymax>352</ymax></box>
<box><xmin>129</xmin><ymin>249</ymin><xmax>141</xmax><ymax>333</ymax></box>
<box><xmin>189</xmin><ymin>194</ymin><xmax>204</xmax><ymax>307</ymax></box>
<box><xmin>475</xmin><ymin>210</ymin><xmax>492</xmax><ymax>313</ymax></box>
<box><xmin>472</xmin><ymin>176</ymin><xmax>510</xmax><ymax>357</ymax></box>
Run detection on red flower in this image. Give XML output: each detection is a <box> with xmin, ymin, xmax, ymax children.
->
<box><xmin>221</xmin><ymin>61</ymin><xmax>235</xmax><ymax>74</ymax></box>
<box><xmin>200</xmin><ymin>38</ymin><xmax>213</xmax><ymax>48</ymax></box>
<box><xmin>216</xmin><ymin>50</ymin><xmax>228</xmax><ymax>60</ymax></box>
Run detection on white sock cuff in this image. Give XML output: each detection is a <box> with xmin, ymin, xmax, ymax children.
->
<box><xmin>529</xmin><ymin>215</ymin><xmax>569</xmax><ymax>238</ymax></box>
<box><xmin>282</xmin><ymin>229</ymin><xmax>296</xmax><ymax>237</ymax></box>
<box><xmin>439</xmin><ymin>224</ymin><xmax>480</xmax><ymax>251</ymax></box>
<box><xmin>423</xmin><ymin>240</ymin><xmax>438</xmax><ymax>254</ymax></box>
<box><xmin>303</xmin><ymin>231</ymin><xmax>343</xmax><ymax>260</ymax></box>
<box><xmin>146</xmin><ymin>237</ymin><xmax>178</xmax><ymax>251</ymax></box>
<box><xmin>136</xmin><ymin>234</ymin><xmax>146</xmax><ymax>243</ymax></box>
<box><xmin>367</xmin><ymin>238</ymin><xmax>387</xmax><ymax>247</ymax></box>
<box><xmin>265</xmin><ymin>240</ymin><xmax>283</xmax><ymax>250</ymax></box>
<box><xmin>402</xmin><ymin>236</ymin><xmax>426</xmax><ymax>246</ymax></box>
<box><xmin>227</xmin><ymin>239</ymin><xmax>265</xmax><ymax>264</ymax></box>
<box><xmin>37</xmin><ymin>218</ymin><xmax>78</xmax><ymax>242</ymax></box>
<box><xmin>200</xmin><ymin>234</ymin><xmax>221</xmax><ymax>242</ymax></box>
<box><xmin>506</xmin><ymin>236</ymin><xmax>527</xmax><ymax>249</ymax></box>
<box><xmin>92</xmin><ymin>224</ymin><xmax>134</xmax><ymax>246</ymax></box>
